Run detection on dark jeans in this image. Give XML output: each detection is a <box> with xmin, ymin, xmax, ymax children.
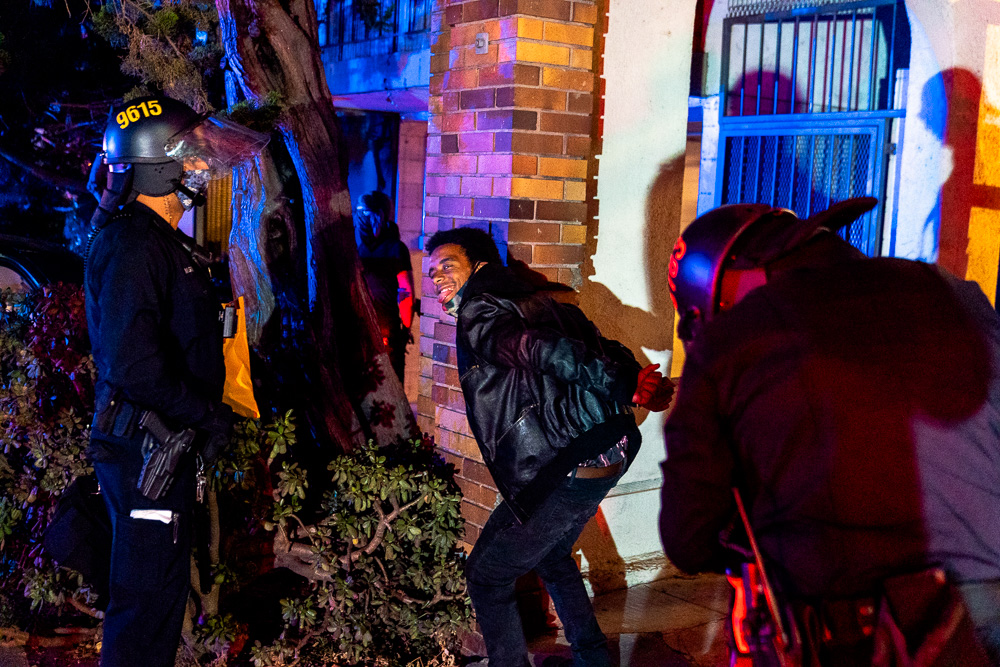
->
<box><xmin>93</xmin><ymin>433</ymin><xmax>195</xmax><ymax>667</ymax></box>
<box><xmin>466</xmin><ymin>470</ymin><xmax>623</xmax><ymax>667</ymax></box>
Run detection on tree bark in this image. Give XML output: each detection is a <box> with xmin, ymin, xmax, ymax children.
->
<box><xmin>216</xmin><ymin>0</ymin><xmax>418</xmax><ymax>450</ymax></box>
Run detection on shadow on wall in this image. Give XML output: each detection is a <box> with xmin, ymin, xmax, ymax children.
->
<box><xmin>577</xmin><ymin>155</ymin><xmax>685</xmax><ymax>391</ymax></box>
<box><xmin>924</xmin><ymin>68</ymin><xmax>1000</xmax><ymax>281</ymax></box>
<box><xmin>727</xmin><ymin>68</ymin><xmax>806</xmax><ymax>117</ymax></box>
<box><xmin>567</xmin><ymin>156</ymin><xmax>685</xmax><ymax>596</ymax></box>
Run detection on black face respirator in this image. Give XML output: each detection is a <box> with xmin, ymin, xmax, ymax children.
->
<box><xmin>176</xmin><ymin>168</ymin><xmax>210</xmax><ymax>210</ymax></box>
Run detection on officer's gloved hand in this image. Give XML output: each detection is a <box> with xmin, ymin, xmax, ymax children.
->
<box><xmin>632</xmin><ymin>363</ymin><xmax>675</xmax><ymax>412</ymax></box>
<box><xmin>198</xmin><ymin>402</ymin><xmax>237</xmax><ymax>464</ymax></box>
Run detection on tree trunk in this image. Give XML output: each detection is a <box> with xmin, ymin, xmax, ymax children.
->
<box><xmin>216</xmin><ymin>0</ymin><xmax>418</xmax><ymax>450</ymax></box>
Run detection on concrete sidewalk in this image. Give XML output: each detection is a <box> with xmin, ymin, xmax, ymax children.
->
<box><xmin>0</xmin><ymin>568</ymin><xmax>734</xmax><ymax>667</ymax></box>
<box><xmin>526</xmin><ymin>568</ymin><xmax>732</xmax><ymax>666</ymax></box>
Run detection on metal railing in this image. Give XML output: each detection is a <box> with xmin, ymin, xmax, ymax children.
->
<box><xmin>321</xmin><ymin>0</ymin><xmax>431</xmax><ymax>61</ymax></box>
<box><xmin>722</xmin><ymin>0</ymin><xmax>904</xmax><ymax>117</ymax></box>
<box><xmin>718</xmin><ymin>119</ymin><xmax>889</xmax><ymax>256</ymax></box>
<box><xmin>728</xmin><ymin>0</ymin><xmax>859</xmax><ymax>18</ymax></box>
<box><xmin>716</xmin><ymin>0</ymin><xmax>908</xmax><ymax>256</ymax></box>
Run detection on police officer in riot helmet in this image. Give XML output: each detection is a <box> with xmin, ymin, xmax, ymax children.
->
<box><xmin>660</xmin><ymin>199</ymin><xmax>1000</xmax><ymax>666</ymax></box>
<box><xmin>85</xmin><ymin>96</ymin><xmax>267</xmax><ymax>667</ymax></box>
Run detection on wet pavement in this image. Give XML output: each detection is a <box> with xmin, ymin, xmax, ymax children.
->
<box><xmin>525</xmin><ymin>566</ymin><xmax>732</xmax><ymax>666</ymax></box>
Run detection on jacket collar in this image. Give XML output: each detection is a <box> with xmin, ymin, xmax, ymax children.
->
<box><xmin>459</xmin><ymin>263</ymin><xmax>536</xmax><ymax>310</ymax></box>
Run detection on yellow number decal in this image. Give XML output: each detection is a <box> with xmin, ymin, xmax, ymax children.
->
<box><xmin>117</xmin><ymin>100</ymin><xmax>163</xmax><ymax>129</ymax></box>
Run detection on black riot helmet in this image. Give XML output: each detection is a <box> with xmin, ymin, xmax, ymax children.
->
<box><xmin>90</xmin><ymin>95</ymin><xmax>269</xmax><ymax>236</ymax></box>
<box><xmin>103</xmin><ymin>96</ymin><xmax>203</xmax><ymax>197</ymax></box>
<box><xmin>669</xmin><ymin>198</ymin><xmax>878</xmax><ymax>343</ymax></box>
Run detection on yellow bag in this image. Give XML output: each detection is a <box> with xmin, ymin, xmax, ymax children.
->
<box><xmin>222</xmin><ymin>296</ymin><xmax>260</xmax><ymax>419</ymax></box>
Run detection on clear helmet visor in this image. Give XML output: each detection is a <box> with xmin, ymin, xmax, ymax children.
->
<box><xmin>164</xmin><ymin>115</ymin><xmax>269</xmax><ymax>178</ymax></box>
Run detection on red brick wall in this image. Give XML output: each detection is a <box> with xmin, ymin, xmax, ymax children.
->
<box><xmin>421</xmin><ymin>0</ymin><xmax>600</xmax><ymax>547</ymax></box>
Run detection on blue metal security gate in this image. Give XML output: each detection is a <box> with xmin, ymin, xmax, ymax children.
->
<box><xmin>716</xmin><ymin>0</ymin><xmax>908</xmax><ymax>256</ymax></box>
<box><xmin>718</xmin><ymin>117</ymin><xmax>890</xmax><ymax>256</ymax></box>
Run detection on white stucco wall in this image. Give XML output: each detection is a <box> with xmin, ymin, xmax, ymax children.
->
<box><xmin>578</xmin><ymin>0</ymin><xmax>697</xmax><ymax>575</ymax></box>
<box><xmin>891</xmin><ymin>0</ymin><xmax>1000</xmax><ymax>299</ymax></box>
<box><xmin>892</xmin><ymin>3</ymin><xmax>949</xmax><ymax>261</ymax></box>
<box><xmin>577</xmin><ymin>0</ymin><xmax>1000</xmax><ymax>583</ymax></box>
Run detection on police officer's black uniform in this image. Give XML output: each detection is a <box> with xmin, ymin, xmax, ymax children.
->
<box><xmin>660</xmin><ymin>201</ymin><xmax>1000</xmax><ymax>665</ymax></box>
<box><xmin>86</xmin><ymin>200</ymin><xmax>225</xmax><ymax>667</ymax></box>
<box><xmin>82</xmin><ymin>95</ymin><xmax>258</xmax><ymax>667</ymax></box>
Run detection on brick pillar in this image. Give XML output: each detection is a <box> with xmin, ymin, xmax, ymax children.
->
<box><xmin>420</xmin><ymin>0</ymin><xmax>599</xmax><ymax>548</ymax></box>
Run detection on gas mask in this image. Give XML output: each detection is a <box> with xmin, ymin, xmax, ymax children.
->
<box><xmin>443</xmin><ymin>282</ymin><xmax>467</xmax><ymax>317</ymax></box>
<box><xmin>357</xmin><ymin>206</ymin><xmax>388</xmax><ymax>247</ymax></box>
<box><xmin>176</xmin><ymin>168</ymin><xmax>210</xmax><ymax>210</ymax></box>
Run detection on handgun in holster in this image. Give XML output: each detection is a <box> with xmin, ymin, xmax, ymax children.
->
<box><xmin>136</xmin><ymin>410</ymin><xmax>197</xmax><ymax>501</ymax></box>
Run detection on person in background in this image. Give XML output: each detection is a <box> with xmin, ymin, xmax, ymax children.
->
<box><xmin>426</xmin><ymin>227</ymin><xmax>673</xmax><ymax>667</ymax></box>
<box><xmin>660</xmin><ymin>198</ymin><xmax>1000</xmax><ymax>666</ymax></box>
<box><xmin>356</xmin><ymin>190</ymin><xmax>414</xmax><ymax>382</ymax></box>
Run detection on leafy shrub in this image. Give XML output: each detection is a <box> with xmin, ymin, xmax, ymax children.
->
<box><xmin>0</xmin><ymin>283</ymin><xmax>472</xmax><ymax>666</ymax></box>
<box><xmin>239</xmin><ymin>436</ymin><xmax>471</xmax><ymax>666</ymax></box>
<box><xmin>200</xmin><ymin>411</ymin><xmax>471</xmax><ymax>666</ymax></box>
<box><xmin>0</xmin><ymin>283</ymin><xmax>98</xmax><ymax>624</ymax></box>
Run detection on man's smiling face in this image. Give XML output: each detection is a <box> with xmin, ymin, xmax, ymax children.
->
<box><xmin>429</xmin><ymin>243</ymin><xmax>476</xmax><ymax>310</ymax></box>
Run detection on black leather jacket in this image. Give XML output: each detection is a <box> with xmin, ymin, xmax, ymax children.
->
<box><xmin>456</xmin><ymin>263</ymin><xmax>641</xmax><ymax>522</ymax></box>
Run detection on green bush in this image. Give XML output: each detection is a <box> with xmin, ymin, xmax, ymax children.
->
<box><xmin>0</xmin><ymin>283</ymin><xmax>471</xmax><ymax>666</ymax></box>
<box><xmin>0</xmin><ymin>284</ymin><xmax>98</xmax><ymax>624</ymax></box>
<box><xmin>203</xmin><ymin>411</ymin><xmax>470</xmax><ymax>666</ymax></box>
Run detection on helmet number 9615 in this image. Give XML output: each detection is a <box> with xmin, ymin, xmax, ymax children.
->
<box><xmin>116</xmin><ymin>100</ymin><xmax>163</xmax><ymax>129</ymax></box>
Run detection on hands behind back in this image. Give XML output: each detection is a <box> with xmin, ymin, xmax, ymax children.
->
<box><xmin>632</xmin><ymin>363</ymin><xmax>675</xmax><ymax>412</ymax></box>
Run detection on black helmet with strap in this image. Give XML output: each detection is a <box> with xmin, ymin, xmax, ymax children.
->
<box><xmin>86</xmin><ymin>97</ymin><xmax>204</xmax><ymax>264</ymax></box>
<box><xmin>669</xmin><ymin>198</ymin><xmax>878</xmax><ymax>342</ymax></box>
<box><xmin>103</xmin><ymin>96</ymin><xmax>204</xmax><ymax>197</ymax></box>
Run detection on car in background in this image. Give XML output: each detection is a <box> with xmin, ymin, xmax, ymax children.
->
<box><xmin>0</xmin><ymin>234</ymin><xmax>83</xmax><ymax>291</ymax></box>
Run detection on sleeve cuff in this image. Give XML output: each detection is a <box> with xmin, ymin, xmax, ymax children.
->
<box><xmin>610</xmin><ymin>364</ymin><xmax>640</xmax><ymax>405</ymax></box>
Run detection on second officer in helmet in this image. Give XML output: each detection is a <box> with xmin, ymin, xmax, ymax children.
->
<box><xmin>85</xmin><ymin>96</ymin><xmax>266</xmax><ymax>667</ymax></box>
<box><xmin>659</xmin><ymin>199</ymin><xmax>1000</xmax><ymax>665</ymax></box>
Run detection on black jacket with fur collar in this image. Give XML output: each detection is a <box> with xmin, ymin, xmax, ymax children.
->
<box><xmin>455</xmin><ymin>263</ymin><xmax>641</xmax><ymax>522</ymax></box>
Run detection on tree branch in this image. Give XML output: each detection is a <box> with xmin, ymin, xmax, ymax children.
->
<box><xmin>341</xmin><ymin>494</ymin><xmax>422</xmax><ymax>565</ymax></box>
<box><xmin>120</xmin><ymin>0</ymin><xmax>187</xmax><ymax>61</ymax></box>
<box><xmin>373</xmin><ymin>555</ymin><xmax>389</xmax><ymax>586</ymax></box>
<box><xmin>290</xmin><ymin>512</ymin><xmax>317</xmax><ymax>547</ymax></box>
<box><xmin>272</xmin><ymin>494</ymin><xmax>426</xmax><ymax>581</ymax></box>
<box><xmin>273</xmin><ymin>526</ymin><xmax>333</xmax><ymax>582</ymax></box>
<box><xmin>66</xmin><ymin>596</ymin><xmax>104</xmax><ymax>620</ymax></box>
<box><xmin>0</xmin><ymin>147</ymin><xmax>90</xmax><ymax>196</ymax></box>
